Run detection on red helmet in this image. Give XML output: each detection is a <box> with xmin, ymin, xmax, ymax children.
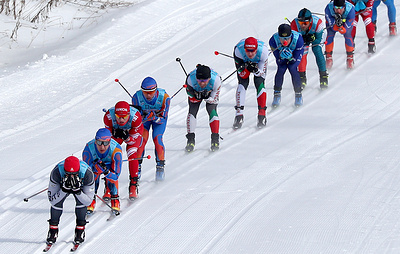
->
<box><xmin>115</xmin><ymin>101</ymin><xmax>130</xmax><ymax>117</ymax></box>
<box><xmin>244</xmin><ymin>37</ymin><xmax>258</xmax><ymax>51</ymax></box>
<box><xmin>64</xmin><ymin>156</ymin><xmax>80</xmax><ymax>174</ymax></box>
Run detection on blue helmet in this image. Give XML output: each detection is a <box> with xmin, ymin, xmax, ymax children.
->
<box><xmin>95</xmin><ymin>128</ymin><xmax>111</xmax><ymax>140</ymax></box>
<box><xmin>298</xmin><ymin>8</ymin><xmax>312</xmax><ymax>22</ymax></box>
<box><xmin>141</xmin><ymin>77</ymin><xmax>157</xmax><ymax>92</ymax></box>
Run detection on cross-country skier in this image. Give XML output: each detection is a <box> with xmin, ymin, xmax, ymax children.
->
<box><xmin>269</xmin><ymin>24</ymin><xmax>304</xmax><ymax>107</ymax></box>
<box><xmin>185</xmin><ymin>64</ymin><xmax>221</xmax><ymax>152</ymax></box>
<box><xmin>348</xmin><ymin>0</ymin><xmax>376</xmax><ymax>53</ymax></box>
<box><xmin>372</xmin><ymin>0</ymin><xmax>397</xmax><ymax>36</ymax></box>
<box><xmin>45</xmin><ymin>156</ymin><xmax>94</xmax><ymax>247</ymax></box>
<box><xmin>291</xmin><ymin>8</ymin><xmax>329</xmax><ymax>89</ymax></box>
<box><xmin>82</xmin><ymin>128</ymin><xmax>123</xmax><ymax>213</ymax></box>
<box><xmin>132</xmin><ymin>77</ymin><xmax>170</xmax><ymax>181</ymax></box>
<box><xmin>325</xmin><ymin>0</ymin><xmax>356</xmax><ymax>69</ymax></box>
<box><xmin>104</xmin><ymin>101</ymin><xmax>144</xmax><ymax>200</ymax></box>
<box><xmin>232</xmin><ymin>36</ymin><xmax>270</xmax><ymax>129</ymax></box>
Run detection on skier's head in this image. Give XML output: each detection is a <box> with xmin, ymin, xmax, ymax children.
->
<box><xmin>298</xmin><ymin>8</ymin><xmax>312</xmax><ymax>22</ymax></box>
<box><xmin>114</xmin><ymin>101</ymin><xmax>130</xmax><ymax>117</ymax></box>
<box><xmin>141</xmin><ymin>77</ymin><xmax>157</xmax><ymax>100</ymax></box>
<box><xmin>196</xmin><ymin>64</ymin><xmax>211</xmax><ymax>88</ymax></box>
<box><xmin>95</xmin><ymin>128</ymin><xmax>111</xmax><ymax>153</ymax></box>
<box><xmin>64</xmin><ymin>156</ymin><xmax>80</xmax><ymax>174</ymax></box>
<box><xmin>244</xmin><ymin>37</ymin><xmax>258</xmax><ymax>52</ymax></box>
<box><xmin>278</xmin><ymin>24</ymin><xmax>292</xmax><ymax>46</ymax></box>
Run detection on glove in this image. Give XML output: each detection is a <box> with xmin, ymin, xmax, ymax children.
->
<box><xmin>61</xmin><ymin>174</ymin><xmax>81</xmax><ymax>194</ymax></box>
<box><xmin>246</xmin><ymin>62</ymin><xmax>258</xmax><ymax>73</ymax></box>
<box><xmin>94</xmin><ymin>160</ymin><xmax>109</xmax><ymax>175</ymax></box>
<box><xmin>113</xmin><ymin>128</ymin><xmax>129</xmax><ymax>140</ymax></box>
<box><xmin>334</xmin><ymin>13</ymin><xmax>343</xmax><ymax>27</ymax></box>
<box><xmin>200</xmin><ymin>90</ymin><xmax>211</xmax><ymax>100</ymax></box>
<box><xmin>279</xmin><ymin>48</ymin><xmax>293</xmax><ymax>60</ymax></box>
<box><xmin>303</xmin><ymin>33</ymin><xmax>315</xmax><ymax>45</ymax></box>
<box><xmin>143</xmin><ymin>111</ymin><xmax>156</xmax><ymax>122</ymax></box>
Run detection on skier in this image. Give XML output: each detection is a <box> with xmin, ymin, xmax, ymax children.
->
<box><xmin>82</xmin><ymin>128</ymin><xmax>123</xmax><ymax>213</ymax></box>
<box><xmin>348</xmin><ymin>0</ymin><xmax>376</xmax><ymax>53</ymax></box>
<box><xmin>291</xmin><ymin>8</ymin><xmax>329</xmax><ymax>89</ymax></box>
<box><xmin>232</xmin><ymin>36</ymin><xmax>270</xmax><ymax>129</ymax></box>
<box><xmin>185</xmin><ymin>64</ymin><xmax>221</xmax><ymax>152</ymax></box>
<box><xmin>45</xmin><ymin>156</ymin><xmax>94</xmax><ymax>248</ymax></box>
<box><xmin>269</xmin><ymin>23</ymin><xmax>304</xmax><ymax>107</ymax></box>
<box><xmin>325</xmin><ymin>0</ymin><xmax>356</xmax><ymax>69</ymax></box>
<box><xmin>372</xmin><ymin>0</ymin><xmax>397</xmax><ymax>36</ymax></box>
<box><xmin>132</xmin><ymin>77</ymin><xmax>170</xmax><ymax>181</ymax></box>
<box><xmin>104</xmin><ymin>100</ymin><xmax>144</xmax><ymax>200</ymax></box>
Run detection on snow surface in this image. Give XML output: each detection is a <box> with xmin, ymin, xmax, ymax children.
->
<box><xmin>1</xmin><ymin>0</ymin><xmax>400</xmax><ymax>253</ymax></box>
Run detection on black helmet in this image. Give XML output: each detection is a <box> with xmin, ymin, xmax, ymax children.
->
<box><xmin>298</xmin><ymin>8</ymin><xmax>312</xmax><ymax>22</ymax></box>
<box><xmin>334</xmin><ymin>0</ymin><xmax>345</xmax><ymax>7</ymax></box>
<box><xmin>278</xmin><ymin>24</ymin><xmax>292</xmax><ymax>37</ymax></box>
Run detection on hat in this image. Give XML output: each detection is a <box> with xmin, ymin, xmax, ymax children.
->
<box><xmin>334</xmin><ymin>0</ymin><xmax>345</xmax><ymax>7</ymax></box>
<box><xmin>95</xmin><ymin>128</ymin><xmax>111</xmax><ymax>140</ymax></box>
<box><xmin>196</xmin><ymin>65</ymin><xmax>211</xmax><ymax>80</ymax></box>
<box><xmin>298</xmin><ymin>8</ymin><xmax>312</xmax><ymax>22</ymax></box>
<box><xmin>278</xmin><ymin>24</ymin><xmax>292</xmax><ymax>37</ymax></box>
<box><xmin>64</xmin><ymin>156</ymin><xmax>80</xmax><ymax>174</ymax></box>
<box><xmin>114</xmin><ymin>101</ymin><xmax>130</xmax><ymax>117</ymax></box>
<box><xmin>141</xmin><ymin>77</ymin><xmax>157</xmax><ymax>92</ymax></box>
<box><xmin>244</xmin><ymin>37</ymin><xmax>258</xmax><ymax>51</ymax></box>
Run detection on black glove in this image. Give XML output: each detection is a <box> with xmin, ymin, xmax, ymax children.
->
<box><xmin>113</xmin><ymin>128</ymin><xmax>129</xmax><ymax>140</ymax></box>
<box><xmin>193</xmin><ymin>91</ymin><xmax>202</xmax><ymax>100</ymax></box>
<box><xmin>303</xmin><ymin>33</ymin><xmax>316</xmax><ymax>45</ymax></box>
<box><xmin>200</xmin><ymin>90</ymin><xmax>211</xmax><ymax>99</ymax></box>
<box><xmin>335</xmin><ymin>13</ymin><xmax>343</xmax><ymax>27</ymax></box>
<box><xmin>61</xmin><ymin>174</ymin><xmax>81</xmax><ymax>194</ymax></box>
<box><xmin>94</xmin><ymin>160</ymin><xmax>109</xmax><ymax>175</ymax></box>
<box><xmin>246</xmin><ymin>62</ymin><xmax>258</xmax><ymax>73</ymax></box>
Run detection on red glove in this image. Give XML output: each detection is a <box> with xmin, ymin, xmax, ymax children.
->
<box><xmin>333</xmin><ymin>24</ymin><xmax>346</xmax><ymax>34</ymax></box>
<box><xmin>238</xmin><ymin>69</ymin><xmax>250</xmax><ymax>79</ymax></box>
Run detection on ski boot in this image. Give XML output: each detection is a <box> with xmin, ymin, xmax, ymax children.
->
<box><xmin>319</xmin><ymin>71</ymin><xmax>328</xmax><ymax>90</ymax></box>
<box><xmin>111</xmin><ymin>195</ymin><xmax>120</xmax><ymax>211</ymax></box>
<box><xmin>389</xmin><ymin>22</ymin><xmax>397</xmax><ymax>36</ymax></box>
<box><xmin>185</xmin><ymin>133</ymin><xmax>195</xmax><ymax>152</ymax></box>
<box><xmin>87</xmin><ymin>197</ymin><xmax>96</xmax><ymax>214</ymax></box>
<box><xmin>103</xmin><ymin>185</ymin><xmax>111</xmax><ymax>201</ymax></box>
<box><xmin>368</xmin><ymin>38</ymin><xmax>376</xmax><ymax>54</ymax></box>
<box><xmin>299</xmin><ymin>71</ymin><xmax>307</xmax><ymax>90</ymax></box>
<box><xmin>257</xmin><ymin>115</ymin><xmax>267</xmax><ymax>129</ymax></box>
<box><xmin>272</xmin><ymin>91</ymin><xmax>281</xmax><ymax>108</ymax></box>
<box><xmin>155</xmin><ymin>160</ymin><xmax>165</xmax><ymax>181</ymax></box>
<box><xmin>129</xmin><ymin>177</ymin><xmax>139</xmax><ymax>200</ymax></box>
<box><xmin>346</xmin><ymin>52</ymin><xmax>354</xmax><ymax>69</ymax></box>
<box><xmin>295</xmin><ymin>92</ymin><xmax>303</xmax><ymax>107</ymax></box>
<box><xmin>74</xmin><ymin>221</ymin><xmax>86</xmax><ymax>244</ymax></box>
<box><xmin>210</xmin><ymin>133</ymin><xmax>219</xmax><ymax>152</ymax></box>
<box><xmin>232</xmin><ymin>115</ymin><xmax>244</xmax><ymax>129</ymax></box>
<box><xmin>326</xmin><ymin>51</ymin><xmax>333</xmax><ymax>70</ymax></box>
<box><xmin>46</xmin><ymin>220</ymin><xmax>59</xmax><ymax>244</ymax></box>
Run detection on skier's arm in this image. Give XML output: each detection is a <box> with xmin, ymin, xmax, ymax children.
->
<box><xmin>205</xmin><ymin>77</ymin><xmax>221</xmax><ymax>104</ymax></box>
<box><xmin>47</xmin><ymin>167</ymin><xmax>68</xmax><ymax>207</ymax></box>
<box><xmin>75</xmin><ymin>168</ymin><xmax>95</xmax><ymax>207</ymax></box>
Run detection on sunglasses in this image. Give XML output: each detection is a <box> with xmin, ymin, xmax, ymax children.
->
<box><xmin>334</xmin><ymin>6</ymin><xmax>344</xmax><ymax>9</ymax></box>
<box><xmin>115</xmin><ymin>114</ymin><xmax>129</xmax><ymax>119</ymax></box>
<box><xmin>95</xmin><ymin>140</ymin><xmax>110</xmax><ymax>146</ymax></box>
<box><xmin>245</xmin><ymin>49</ymin><xmax>256</xmax><ymax>52</ymax></box>
<box><xmin>197</xmin><ymin>78</ymin><xmax>210</xmax><ymax>83</ymax></box>
<box><xmin>298</xmin><ymin>21</ymin><xmax>310</xmax><ymax>25</ymax></box>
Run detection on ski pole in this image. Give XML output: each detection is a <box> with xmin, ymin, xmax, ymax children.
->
<box><xmin>175</xmin><ymin>57</ymin><xmax>188</xmax><ymax>76</ymax></box>
<box><xmin>96</xmin><ymin>194</ymin><xmax>120</xmax><ymax>216</ymax></box>
<box><xmin>214</xmin><ymin>51</ymin><xmax>234</xmax><ymax>59</ymax></box>
<box><xmin>114</xmin><ymin>79</ymin><xmax>133</xmax><ymax>98</ymax></box>
<box><xmin>123</xmin><ymin>155</ymin><xmax>151</xmax><ymax>162</ymax></box>
<box><xmin>23</xmin><ymin>188</ymin><xmax>48</xmax><ymax>202</ymax></box>
<box><xmin>222</xmin><ymin>69</ymin><xmax>238</xmax><ymax>82</ymax></box>
<box><xmin>171</xmin><ymin>84</ymin><xmax>187</xmax><ymax>99</ymax></box>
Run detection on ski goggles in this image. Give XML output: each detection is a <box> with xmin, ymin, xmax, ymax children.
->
<box><xmin>115</xmin><ymin>114</ymin><xmax>129</xmax><ymax>119</ymax></box>
<box><xmin>334</xmin><ymin>6</ymin><xmax>344</xmax><ymax>9</ymax></box>
<box><xmin>95</xmin><ymin>140</ymin><xmax>110</xmax><ymax>146</ymax></box>
<box><xmin>197</xmin><ymin>78</ymin><xmax>210</xmax><ymax>83</ymax></box>
<box><xmin>298</xmin><ymin>21</ymin><xmax>310</xmax><ymax>25</ymax></box>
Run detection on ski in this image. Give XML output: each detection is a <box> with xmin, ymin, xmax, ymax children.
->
<box><xmin>70</xmin><ymin>243</ymin><xmax>81</xmax><ymax>252</ymax></box>
<box><xmin>107</xmin><ymin>210</ymin><xmax>120</xmax><ymax>221</ymax></box>
<box><xmin>43</xmin><ymin>243</ymin><xmax>53</xmax><ymax>252</ymax></box>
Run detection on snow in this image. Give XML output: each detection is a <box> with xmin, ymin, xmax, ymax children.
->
<box><xmin>1</xmin><ymin>0</ymin><xmax>400</xmax><ymax>253</ymax></box>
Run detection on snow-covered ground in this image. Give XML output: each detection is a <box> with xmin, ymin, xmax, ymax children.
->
<box><xmin>1</xmin><ymin>0</ymin><xmax>400</xmax><ymax>253</ymax></box>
